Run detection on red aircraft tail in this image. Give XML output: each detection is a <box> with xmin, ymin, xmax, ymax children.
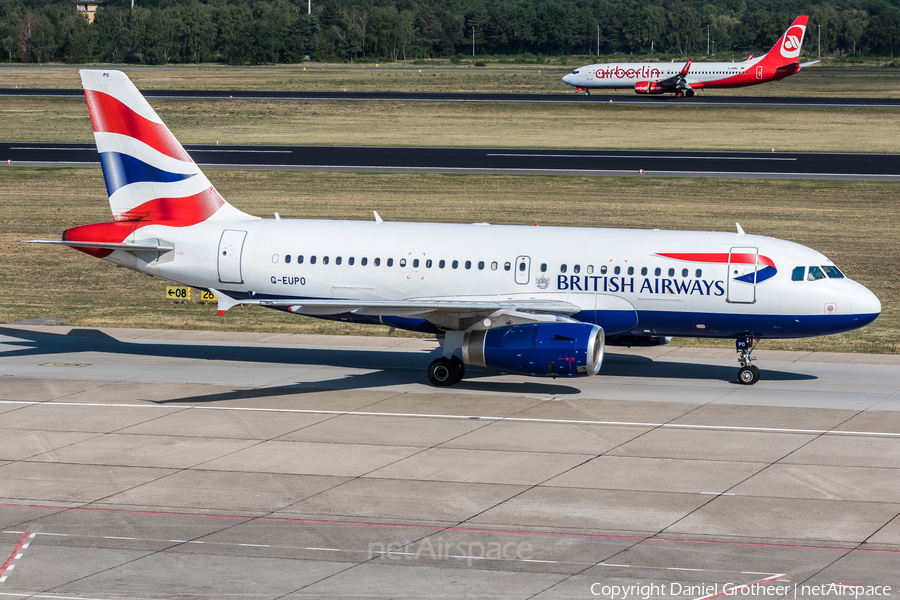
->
<box><xmin>757</xmin><ymin>16</ymin><xmax>808</xmax><ymax>67</ymax></box>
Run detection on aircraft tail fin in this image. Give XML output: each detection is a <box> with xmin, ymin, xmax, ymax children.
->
<box><xmin>758</xmin><ymin>16</ymin><xmax>808</xmax><ymax>67</ymax></box>
<box><xmin>80</xmin><ymin>70</ymin><xmax>252</xmax><ymax>225</ymax></box>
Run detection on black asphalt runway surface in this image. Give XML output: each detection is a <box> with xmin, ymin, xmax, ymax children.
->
<box><xmin>3</xmin><ymin>142</ymin><xmax>899</xmax><ymax>180</ymax></box>
<box><xmin>3</xmin><ymin>87</ymin><xmax>900</xmax><ymax>108</ymax></box>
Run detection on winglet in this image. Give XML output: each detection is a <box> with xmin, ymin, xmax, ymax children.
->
<box><xmin>680</xmin><ymin>58</ymin><xmax>693</xmax><ymax>76</ymax></box>
<box><xmin>210</xmin><ymin>288</ymin><xmax>241</xmax><ymax>316</ymax></box>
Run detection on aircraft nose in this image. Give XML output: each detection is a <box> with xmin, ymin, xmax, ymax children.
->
<box><xmin>852</xmin><ymin>285</ymin><xmax>881</xmax><ymax>317</ymax></box>
<box><xmin>562</xmin><ymin>73</ymin><xmax>571</xmax><ymax>84</ymax></box>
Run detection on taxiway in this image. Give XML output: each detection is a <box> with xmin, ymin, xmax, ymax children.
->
<box><xmin>0</xmin><ymin>325</ymin><xmax>898</xmax><ymax>599</ymax></box>
<box><xmin>4</xmin><ymin>143</ymin><xmax>899</xmax><ymax>181</ymax></box>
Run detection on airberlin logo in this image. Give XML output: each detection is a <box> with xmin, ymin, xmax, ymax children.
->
<box><xmin>780</xmin><ymin>25</ymin><xmax>805</xmax><ymax>58</ymax></box>
<box><xmin>596</xmin><ymin>65</ymin><xmax>661</xmax><ymax>80</ymax></box>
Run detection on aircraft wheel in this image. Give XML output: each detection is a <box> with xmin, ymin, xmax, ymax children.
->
<box><xmin>428</xmin><ymin>357</ymin><xmax>459</xmax><ymax>387</ymax></box>
<box><xmin>738</xmin><ymin>366</ymin><xmax>760</xmax><ymax>385</ymax></box>
<box><xmin>451</xmin><ymin>356</ymin><xmax>466</xmax><ymax>383</ymax></box>
<box><xmin>686</xmin><ymin>89</ymin><xmax>695</xmax><ymax>97</ymax></box>
<box><xmin>584</xmin><ymin>90</ymin><xmax>590</xmax><ymax>96</ymax></box>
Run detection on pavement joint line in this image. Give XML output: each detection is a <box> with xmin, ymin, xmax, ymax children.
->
<box><xmin>2</xmin><ymin>399</ymin><xmax>899</xmax><ymax>438</ymax></box>
<box><xmin>693</xmin><ymin>574</ymin><xmax>785</xmax><ymax>600</ymax></box>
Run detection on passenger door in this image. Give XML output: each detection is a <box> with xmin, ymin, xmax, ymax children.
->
<box><xmin>218</xmin><ymin>230</ymin><xmax>247</xmax><ymax>284</ymax></box>
<box><xmin>727</xmin><ymin>246</ymin><xmax>758</xmax><ymax>304</ymax></box>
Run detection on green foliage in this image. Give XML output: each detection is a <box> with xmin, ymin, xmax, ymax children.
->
<box><xmin>2</xmin><ymin>0</ymin><xmax>900</xmax><ymax>64</ymax></box>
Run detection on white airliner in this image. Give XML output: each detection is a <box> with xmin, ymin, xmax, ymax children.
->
<box><xmin>28</xmin><ymin>70</ymin><xmax>879</xmax><ymax>386</ymax></box>
<box><xmin>563</xmin><ymin>16</ymin><xmax>819</xmax><ymax>97</ymax></box>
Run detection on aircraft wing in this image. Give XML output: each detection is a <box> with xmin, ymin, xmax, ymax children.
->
<box><xmin>651</xmin><ymin>58</ymin><xmax>694</xmax><ymax>91</ymax></box>
<box><xmin>211</xmin><ymin>288</ymin><xmax>582</xmax><ymax>330</ymax></box>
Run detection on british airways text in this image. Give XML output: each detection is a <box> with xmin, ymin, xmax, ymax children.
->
<box><xmin>558</xmin><ymin>275</ymin><xmax>726</xmax><ymax>296</ymax></box>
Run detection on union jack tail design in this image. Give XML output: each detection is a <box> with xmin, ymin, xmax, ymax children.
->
<box><xmin>81</xmin><ymin>70</ymin><xmax>251</xmax><ymax>225</ymax></box>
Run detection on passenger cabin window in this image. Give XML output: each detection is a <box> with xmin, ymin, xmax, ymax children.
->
<box><xmin>298</xmin><ymin>255</ymin><xmax>304</xmax><ymax>264</ymax></box>
<box><xmin>284</xmin><ymin>255</ymin><xmax>291</xmax><ymax>264</ymax></box>
<box><xmin>478</xmin><ymin>261</ymin><xmax>485</xmax><ymax>270</ymax></box>
<box><xmin>425</xmin><ymin>259</ymin><xmax>432</xmax><ymax>268</ymax></box>
<box><xmin>348</xmin><ymin>257</ymin><xmax>354</xmax><ymax>265</ymax></box>
<box><xmin>540</xmin><ymin>263</ymin><xmax>547</xmax><ymax>272</ymax></box>
<box><xmin>654</xmin><ymin>267</ymin><xmax>661</xmax><ymax>276</ymax></box>
<box><xmin>323</xmin><ymin>256</ymin><xmax>329</xmax><ymax>265</ymax></box>
<box><xmin>792</xmin><ymin>266</ymin><xmax>805</xmax><ymax>281</ymax></box>
<box><xmin>627</xmin><ymin>266</ymin><xmax>634</xmax><ymax>275</ymax></box>
<box><xmin>641</xmin><ymin>267</ymin><xmax>647</xmax><ymax>276</ymax></box>
<box><xmin>452</xmin><ymin>260</ymin><xmax>459</xmax><ymax>269</ymax></box>
<box><xmin>614</xmin><ymin>266</ymin><xmax>621</xmax><ymax>275</ymax></box>
<box><xmin>310</xmin><ymin>256</ymin><xmax>317</xmax><ymax>264</ymax></box>
<box><xmin>668</xmin><ymin>268</ymin><xmax>675</xmax><ymax>276</ymax></box>
<box><xmin>361</xmin><ymin>257</ymin><xmax>368</xmax><ymax>266</ymax></box>
<box><xmin>413</xmin><ymin>259</ymin><xmax>420</xmax><ymax>268</ymax></box>
<box><xmin>374</xmin><ymin>258</ymin><xmax>381</xmax><ymax>267</ymax></box>
<box><xmin>695</xmin><ymin>269</ymin><xmax>702</xmax><ymax>277</ymax></box>
<box><xmin>822</xmin><ymin>265</ymin><xmax>844</xmax><ymax>279</ymax></box>
<box><xmin>492</xmin><ymin>261</ymin><xmax>499</xmax><ymax>271</ymax></box>
<box><xmin>600</xmin><ymin>265</ymin><xmax>607</xmax><ymax>274</ymax></box>
<box><xmin>560</xmin><ymin>264</ymin><xmax>567</xmax><ymax>273</ymax></box>
<box><xmin>387</xmin><ymin>258</ymin><xmax>394</xmax><ymax>267</ymax></box>
<box><xmin>399</xmin><ymin>258</ymin><xmax>406</xmax><ymax>267</ymax></box>
<box><xmin>587</xmin><ymin>265</ymin><xmax>594</xmax><ymax>274</ymax></box>
<box><xmin>682</xmin><ymin>268</ymin><xmax>688</xmax><ymax>277</ymax></box>
<box><xmin>465</xmin><ymin>260</ymin><xmax>472</xmax><ymax>270</ymax></box>
<box><xmin>335</xmin><ymin>257</ymin><xmax>342</xmax><ymax>265</ymax></box>
<box><xmin>808</xmin><ymin>266</ymin><xmax>826</xmax><ymax>281</ymax></box>
<box><xmin>504</xmin><ymin>262</ymin><xmax>511</xmax><ymax>271</ymax></box>
<box><xmin>439</xmin><ymin>259</ymin><xmax>445</xmax><ymax>268</ymax></box>
<box><xmin>574</xmin><ymin>265</ymin><xmax>581</xmax><ymax>274</ymax></box>
<box><xmin>272</xmin><ymin>254</ymin><xmax>279</xmax><ymax>263</ymax></box>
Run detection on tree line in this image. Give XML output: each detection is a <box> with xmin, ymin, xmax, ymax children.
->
<box><xmin>3</xmin><ymin>0</ymin><xmax>900</xmax><ymax>65</ymax></box>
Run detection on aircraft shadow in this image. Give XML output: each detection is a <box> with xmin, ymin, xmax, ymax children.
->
<box><xmin>0</xmin><ymin>327</ymin><xmax>816</xmax><ymax>400</ymax></box>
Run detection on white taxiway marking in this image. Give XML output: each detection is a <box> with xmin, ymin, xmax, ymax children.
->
<box><xmin>487</xmin><ymin>153</ymin><xmax>797</xmax><ymax>161</ymax></box>
<box><xmin>1</xmin><ymin>400</ymin><xmax>898</xmax><ymax>439</ymax></box>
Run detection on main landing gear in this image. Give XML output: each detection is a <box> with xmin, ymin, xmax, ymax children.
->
<box><xmin>736</xmin><ymin>334</ymin><xmax>760</xmax><ymax>385</ymax></box>
<box><xmin>427</xmin><ymin>356</ymin><xmax>465</xmax><ymax>386</ymax></box>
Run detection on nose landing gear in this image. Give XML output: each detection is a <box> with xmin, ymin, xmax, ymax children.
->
<box><xmin>736</xmin><ymin>335</ymin><xmax>760</xmax><ymax>385</ymax></box>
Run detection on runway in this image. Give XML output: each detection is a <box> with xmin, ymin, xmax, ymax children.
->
<box><xmin>3</xmin><ymin>87</ymin><xmax>900</xmax><ymax>108</ymax></box>
<box><xmin>1</xmin><ymin>324</ymin><xmax>898</xmax><ymax>599</ymax></box>
<box><xmin>4</xmin><ymin>142</ymin><xmax>899</xmax><ymax>181</ymax></box>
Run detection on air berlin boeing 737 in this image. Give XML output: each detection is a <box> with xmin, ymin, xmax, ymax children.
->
<box><xmin>563</xmin><ymin>16</ymin><xmax>818</xmax><ymax>97</ymax></box>
<box><xmin>29</xmin><ymin>70</ymin><xmax>879</xmax><ymax>386</ymax></box>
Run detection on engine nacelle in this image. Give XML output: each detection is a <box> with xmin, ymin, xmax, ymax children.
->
<box><xmin>462</xmin><ymin>323</ymin><xmax>604</xmax><ymax>378</ymax></box>
<box><xmin>634</xmin><ymin>81</ymin><xmax>666</xmax><ymax>94</ymax></box>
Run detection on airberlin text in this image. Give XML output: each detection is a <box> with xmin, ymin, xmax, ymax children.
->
<box><xmin>558</xmin><ymin>275</ymin><xmax>726</xmax><ymax>296</ymax></box>
<box><xmin>596</xmin><ymin>65</ymin><xmax>661</xmax><ymax>79</ymax></box>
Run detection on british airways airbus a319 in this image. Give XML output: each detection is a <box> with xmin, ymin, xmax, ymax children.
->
<box><xmin>29</xmin><ymin>70</ymin><xmax>879</xmax><ymax>386</ymax></box>
<box><xmin>563</xmin><ymin>16</ymin><xmax>819</xmax><ymax>97</ymax></box>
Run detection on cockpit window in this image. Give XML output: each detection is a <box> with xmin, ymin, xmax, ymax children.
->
<box><xmin>572</xmin><ymin>70</ymin><xmax>579</xmax><ymax>74</ymax></box>
<box><xmin>822</xmin><ymin>265</ymin><xmax>844</xmax><ymax>279</ymax></box>
<box><xmin>791</xmin><ymin>266</ymin><xmax>805</xmax><ymax>281</ymax></box>
<box><xmin>807</xmin><ymin>266</ymin><xmax>826</xmax><ymax>281</ymax></box>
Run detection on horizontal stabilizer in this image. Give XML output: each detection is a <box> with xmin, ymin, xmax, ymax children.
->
<box><xmin>25</xmin><ymin>239</ymin><xmax>174</xmax><ymax>252</ymax></box>
<box><xmin>800</xmin><ymin>60</ymin><xmax>821</xmax><ymax>67</ymax></box>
